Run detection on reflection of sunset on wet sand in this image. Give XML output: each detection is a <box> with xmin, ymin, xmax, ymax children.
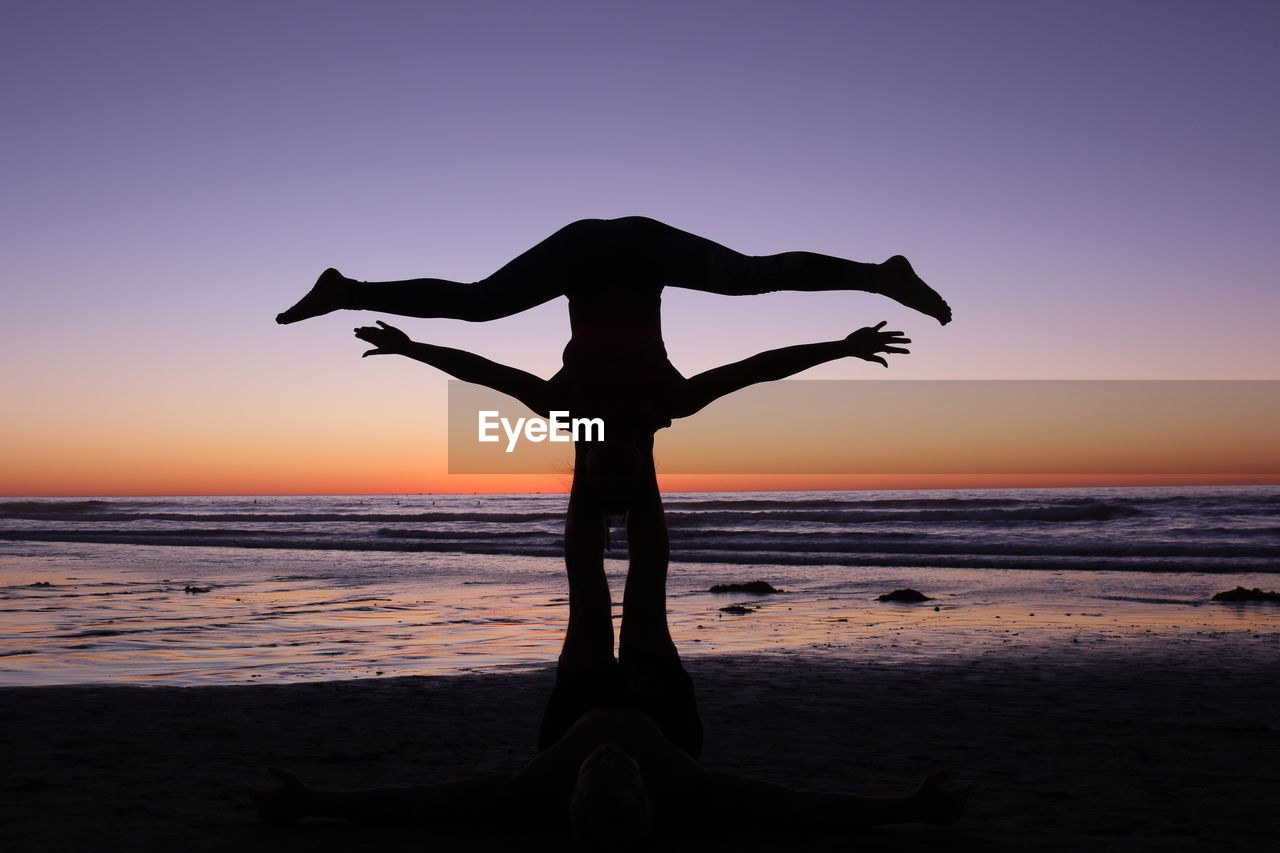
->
<box><xmin>4</xmin><ymin>491</ymin><xmax>1277</xmax><ymax>686</ymax></box>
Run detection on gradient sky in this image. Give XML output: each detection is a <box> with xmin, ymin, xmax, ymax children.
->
<box><xmin>3</xmin><ymin>1</ymin><xmax>1278</xmax><ymax>495</ymax></box>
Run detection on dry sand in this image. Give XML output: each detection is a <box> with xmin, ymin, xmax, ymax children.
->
<box><xmin>3</xmin><ymin>638</ymin><xmax>1278</xmax><ymax>852</ymax></box>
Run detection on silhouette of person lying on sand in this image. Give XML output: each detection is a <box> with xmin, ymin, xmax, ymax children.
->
<box><xmin>248</xmin><ymin>318</ymin><xmax>966</xmax><ymax>843</ymax></box>
<box><xmin>250</xmin><ymin>457</ymin><xmax>968</xmax><ymax>844</ymax></box>
<box><xmin>276</xmin><ymin>215</ymin><xmax>951</xmax><ymax>329</ymax></box>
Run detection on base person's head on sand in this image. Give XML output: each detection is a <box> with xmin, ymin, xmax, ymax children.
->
<box><xmin>569</xmin><ymin>742</ymin><xmax>653</xmax><ymax>846</ymax></box>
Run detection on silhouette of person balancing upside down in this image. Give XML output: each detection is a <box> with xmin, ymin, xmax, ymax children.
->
<box><xmin>276</xmin><ymin>215</ymin><xmax>952</xmax><ymax>497</ymax></box>
<box><xmin>250</xmin><ymin>320</ymin><xmax>967</xmax><ymax>845</ymax></box>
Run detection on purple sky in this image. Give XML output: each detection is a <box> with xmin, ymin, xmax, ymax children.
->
<box><xmin>3</xmin><ymin>1</ymin><xmax>1278</xmax><ymax>493</ymax></box>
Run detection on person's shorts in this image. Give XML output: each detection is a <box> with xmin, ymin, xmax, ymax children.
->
<box><xmin>537</xmin><ymin>653</ymin><xmax>703</xmax><ymax>758</ymax></box>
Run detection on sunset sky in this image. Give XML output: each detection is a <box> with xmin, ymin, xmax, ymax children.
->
<box><xmin>3</xmin><ymin>1</ymin><xmax>1278</xmax><ymax>496</ymax></box>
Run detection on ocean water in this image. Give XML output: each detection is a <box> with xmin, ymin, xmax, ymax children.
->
<box><xmin>1</xmin><ymin>486</ymin><xmax>1277</xmax><ymax>685</ymax></box>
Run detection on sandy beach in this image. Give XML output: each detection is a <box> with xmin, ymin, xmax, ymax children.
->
<box><xmin>3</xmin><ymin>632</ymin><xmax>1277</xmax><ymax>852</ymax></box>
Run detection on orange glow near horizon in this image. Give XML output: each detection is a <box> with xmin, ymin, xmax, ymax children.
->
<box><xmin>4</xmin><ymin>469</ymin><xmax>1277</xmax><ymax>498</ymax></box>
<box><xmin>5</xmin><ymin>431</ymin><xmax>1280</xmax><ymax>497</ymax></box>
<box><xmin>6</xmin><ymin>381</ymin><xmax>1279</xmax><ymax>497</ymax></box>
<box><xmin>6</xmin><ymin>433</ymin><xmax>1279</xmax><ymax>495</ymax></box>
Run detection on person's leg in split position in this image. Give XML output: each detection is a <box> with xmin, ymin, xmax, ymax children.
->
<box><xmin>276</xmin><ymin>216</ymin><xmax>951</xmax><ymax>326</ymax></box>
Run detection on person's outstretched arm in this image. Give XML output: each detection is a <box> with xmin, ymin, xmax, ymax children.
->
<box><xmin>670</xmin><ymin>322</ymin><xmax>909</xmax><ymax>419</ymax></box>
<box><xmin>250</xmin><ymin>767</ymin><xmax>519</xmax><ymax>824</ymax></box>
<box><xmin>355</xmin><ymin>321</ymin><xmax>553</xmax><ymax>416</ymax></box>
<box><xmin>702</xmin><ymin>768</ymin><xmax>968</xmax><ymax>828</ymax></box>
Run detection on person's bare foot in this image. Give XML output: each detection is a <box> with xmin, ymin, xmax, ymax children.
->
<box><xmin>276</xmin><ymin>268</ymin><xmax>351</xmax><ymax>324</ymax></box>
<box><xmin>248</xmin><ymin>768</ymin><xmax>315</xmax><ymax>822</ymax></box>
<box><xmin>908</xmin><ymin>769</ymin><xmax>970</xmax><ymax>825</ymax></box>
<box><xmin>873</xmin><ymin>256</ymin><xmax>952</xmax><ymax>325</ymax></box>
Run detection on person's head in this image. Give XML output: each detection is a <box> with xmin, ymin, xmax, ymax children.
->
<box><xmin>568</xmin><ymin>742</ymin><xmax>652</xmax><ymax>849</ymax></box>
